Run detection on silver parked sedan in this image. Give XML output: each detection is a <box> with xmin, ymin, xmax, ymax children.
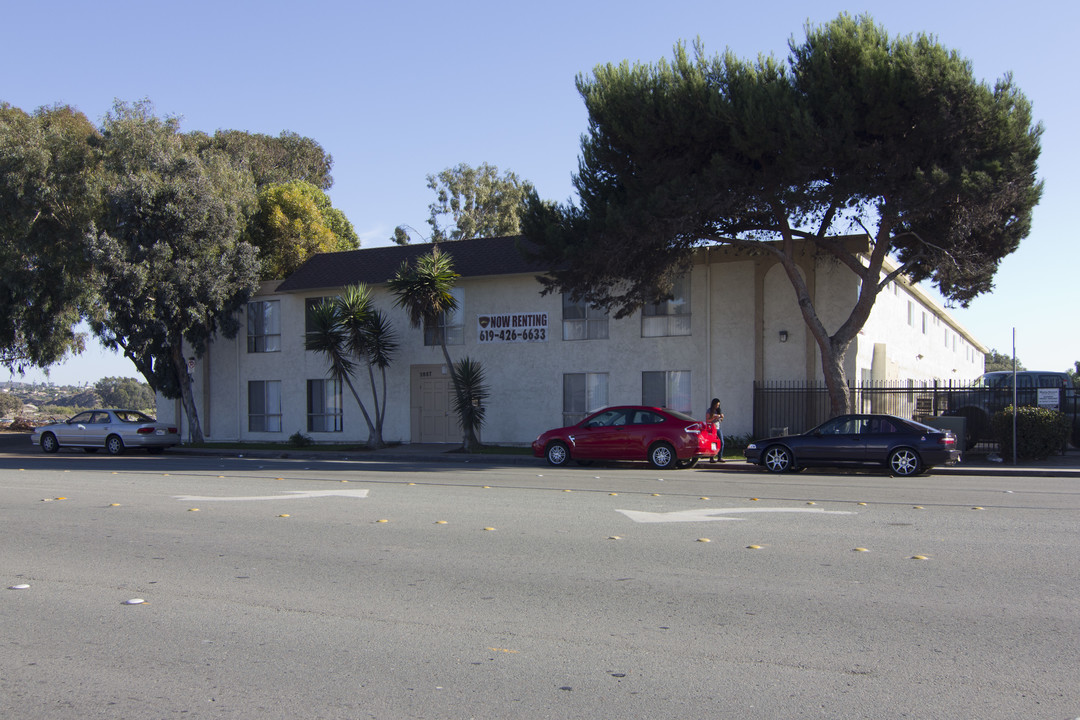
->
<box><xmin>32</xmin><ymin>409</ymin><xmax>179</xmax><ymax>455</ymax></box>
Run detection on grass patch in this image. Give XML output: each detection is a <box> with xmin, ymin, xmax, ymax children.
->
<box><xmin>185</xmin><ymin>441</ymin><xmax>380</xmax><ymax>453</ymax></box>
<box><xmin>179</xmin><ymin>441</ymin><xmax>533</xmax><ymax>456</ymax></box>
<box><xmin>450</xmin><ymin>444</ymin><xmax>533</xmax><ymax>456</ymax></box>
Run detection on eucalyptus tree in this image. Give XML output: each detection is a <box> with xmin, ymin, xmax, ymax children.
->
<box><xmin>525</xmin><ymin>14</ymin><xmax>1043</xmax><ymax>415</ymax></box>
<box><xmin>188</xmin><ymin>129</ymin><xmax>333</xmax><ymax>190</ymax></box>
<box><xmin>425</xmin><ymin>162</ymin><xmax>533</xmax><ymax>243</ymax></box>
<box><xmin>0</xmin><ymin>103</ymin><xmax>101</xmax><ymax>371</ymax></box>
<box><xmin>87</xmin><ymin>100</ymin><xmax>260</xmax><ymax>443</ymax></box>
<box><xmin>246</xmin><ymin>179</ymin><xmax>359</xmax><ymax>279</ymax></box>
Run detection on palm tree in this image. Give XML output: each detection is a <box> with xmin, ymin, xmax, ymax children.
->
<box><xmin>386</xmin><ymin>247</ymin><xmax>460</xmax><ymax>372</ymax></box>
<box><xmin>387</xmin><ymin>247</ymin><xmax>479</xmax><ymax>450</ymax></box>
<box><xmin>304</xmin><ymin>286</ymin><xmax>395</xmax><ymax>449</ymax></box>
<box><xmin>357</xmin><ymin>307</ymin><xmax>397</xmax><ymax>440</ymax></box>
<box><xmin>450</xmin><ymin>356</ymin><xmax>489</xmax><ymax>449</ymax></box>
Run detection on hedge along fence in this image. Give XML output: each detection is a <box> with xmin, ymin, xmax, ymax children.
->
<box><xmin>991</xmin><ymin>405</ymin><xmax>1071</xmax><ymax>461</ymax></box>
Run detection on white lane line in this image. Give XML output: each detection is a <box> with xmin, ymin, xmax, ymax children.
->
<box><xmin>173</xmin><ymin>489</ymin><xmax>370</xmax><ymax>502</ymax></box>
<box><xmin>616</xmin><ymin>507</ymin><xmax>856</xmax><ymax>523</ymax></box>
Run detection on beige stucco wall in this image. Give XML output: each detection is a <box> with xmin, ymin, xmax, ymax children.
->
<box><xmin>853</xmin><ymin>271</ymin><xmax>985</xmax><ymax>385</ymax></box>
<box><xmin>163</xmin><ymin>249</ymin><xmax>985</xmax><ymax>445</ymax></box>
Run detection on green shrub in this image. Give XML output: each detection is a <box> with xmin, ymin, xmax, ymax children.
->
<box><xmin>0</xmin><ymin>392</ymin><xmax>23</xmax><ymax>416</ymax></box>
<box><xmin>990</xmin><ymin>405</ymin><xmax>1070</xmax><ymax>461</ymax></box>
<box><xmin>288</xmin><ymin>431</ymin><xmax>314</xmax><ymax>447</ymax></box>
<box><xmin>722</xmin><ymin>432</ymin><xmax>755</xmax><ymax>455</ymax></box>
<box><xmin>36</xmin><ymin>405</ymin><xmax>81</xmax><ymax>418</ymax></box>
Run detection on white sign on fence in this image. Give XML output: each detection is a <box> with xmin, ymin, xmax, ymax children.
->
<box><xmin>1037</xmin><ymin>388</ymin><xmax>1060</xmax><ymax>410</ymax></box>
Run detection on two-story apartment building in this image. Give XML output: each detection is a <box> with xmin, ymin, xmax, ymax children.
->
<box><xmin>160</xmin><ymin>235</ymin><xmax>985</xmax><ymax>445</ymax></box>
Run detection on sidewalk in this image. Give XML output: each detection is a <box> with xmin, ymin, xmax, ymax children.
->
<box><xmin>173</xmin><ymin>441</ymin><xmax>1080</xmax><ymax>478</ymax></box>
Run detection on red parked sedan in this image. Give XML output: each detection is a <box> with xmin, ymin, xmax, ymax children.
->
<box><xmin>532</xmin><ymin>406</ymin><xmax>719</xmax><ymax>469</ymax></box>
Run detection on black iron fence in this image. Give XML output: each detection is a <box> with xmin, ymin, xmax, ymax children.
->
<box><xmin>752</xmin><ymin>380</ymin><xmax>1080</xmax><ymax>447</ymax></box>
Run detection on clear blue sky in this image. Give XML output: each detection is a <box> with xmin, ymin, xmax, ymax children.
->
<box><xmin>6</xmin><ymin>0</ymin><xmax>1077</xmax><ymax>385</ymax></box>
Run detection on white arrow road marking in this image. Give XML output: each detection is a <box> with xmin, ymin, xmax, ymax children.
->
<box><xmin>616</xmin><ymin>507</ymin><xmax>856</xmax><ymax>523</ymax></box>
<box><xmin>173</xmin><ymin>489</ymin><xmax>370</xmax><ymax>502</ymax></box>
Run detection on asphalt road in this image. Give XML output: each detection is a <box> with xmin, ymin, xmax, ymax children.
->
<box><xmin>2</xmin><ymin>442</ymin><xmax>1078</xmax><ymax>719</ymax></box>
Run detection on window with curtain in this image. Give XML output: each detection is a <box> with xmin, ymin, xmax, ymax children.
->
<box><xmin>248</xmin><ymin>380</ymin><xmax>282</xmax><ymax>432</ymax></box>
<box><xmin>424</xmin><ymin>287</ymin><xmax>464</xmax><ymax>346</ymax></box>
<box><xmin>562</xmin><ymin>294</ymin><xmax>609</xmax><ymax>340</ymax></box>
<box><xmin>562</xmin><ymin>372</ymin><xmax>609</xmax><ymax>426</ymax></box>
<box><xmin>307</xmin><ymin>378</ymin><xmax>343</xmax><ymax>432</ymax></box>
<box><xmin>641</xmin><ymin>275</ymin><xmax>691</xmax><ymax>337</ymax></box>
<box><xmin>247</xmin><ymin>301</ymin><xmax>281</xmax><ymax>353</ymax></box>
<box><xmin>304</xmin><ymin>297</ymin><xmax>336</xmax><ymax>346</ymax></box>
<box><xmin>641</xmin><ymin>371</ymin><xmax>691</xmax><ymax>414</ymax></box>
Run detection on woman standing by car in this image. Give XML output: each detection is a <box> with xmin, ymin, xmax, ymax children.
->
<box><xmin>706</xmin><ymin>397</ymin><xmax>724</xmax><ymax>462</ymax></box>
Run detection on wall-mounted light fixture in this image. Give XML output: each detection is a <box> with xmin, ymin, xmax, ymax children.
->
<box><xmin>779</xmin><ymin>330</ymin><xmax>789</xmax><ymax>343</ymax></box>
<box><xmin>916</xmin><ymin>354</ymin><xmax>924</xmax><ymax>360</ymax></box>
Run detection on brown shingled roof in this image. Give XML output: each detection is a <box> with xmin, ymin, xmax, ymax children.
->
<box><xmin>275</xmin><ymin>235</ymin><xmax>549</xmax><ymax>293</ymax></box>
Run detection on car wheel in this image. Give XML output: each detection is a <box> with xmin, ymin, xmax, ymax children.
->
<box><xmin>763</xmin><ymin>445</ymin><xmax>792</xmax><ymax>473</ymax></box>
<box><xmin>648</xmin><ymin>442</ymin><xmax>676</xmax><ymax>470</ymax></box>
<box><xmin>889</xmin><ymin>448</ymin><xmax>921</xmax><ymax>476</ymax></box>
<box><xmin>546</xmin><ymin>441</ymin><xmax>570</xmax><ymax>466</ymax></box>
<box><xmin>106</xmin><ymin>435</ymin><xmax>125</xmax><ymax>456</ymax></box>
<box><xmin>40</xmin><ymin>433</ymin><xmax>59</xmax><ymax>454</ymax></box>
<box><xmin>83</xmin><ymin>447</ymin><xmax>99</xmax><ymax>454</ymax></box>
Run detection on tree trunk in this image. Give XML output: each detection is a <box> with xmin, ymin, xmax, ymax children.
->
<box><xmin>362</xmin><ymin>364</ymin><xmax>386</xmax><ymax>449</ymax></box>
<box><xmin>170</xmin><ymin>343</ymin><xmax>204</xmax><ymax>444</ymax></box>
<box><xmin>819</xmin><ymin>339</ymin><xmax>853</xmax><ymax>417</ymax></box>
<box><xmin>340</xmin><ymin>371</ymin><xmax>381</xmax><ymax>449</ymax></box>
<box><xmin>438</xmin><ymin>339</ymin><xmax>472</xmax><ymax>451</ymax></box>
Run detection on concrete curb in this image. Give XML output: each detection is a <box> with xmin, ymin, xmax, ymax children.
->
<box><xmin>166</xmin><ymin>446</ymin><xmax>1080</xmax><ymax>477</ymax></box>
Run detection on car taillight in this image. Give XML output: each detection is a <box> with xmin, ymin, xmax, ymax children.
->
<box><xmin>685</xmin><ymin>423</ymin><xmax>703</xmax><ymax>434</ymax></box>
<box><xmin>939</xmin><ymin>435</ymin><xmax>955</xmax><ymax>446</ymax></box>
<box><xmin>168</xmin><ymin>427</ymin><xmax>178</xmax><ymax>434</ymax></box>
<box><xmin>137</xmin><ymin>427</ymin><xmax>154</xmax><ymax>434</ymax></box>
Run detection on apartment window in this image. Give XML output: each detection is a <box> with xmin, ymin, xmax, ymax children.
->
<box><xmin>906</xmin><ymin>300</ymin><xmax>914</xmax><ymax>327</ymax></box>
<box><xmin>307</xmin><ymin>379</ymin><xmax>342</xmax><ymax>432</ymax></box>
<box><xmin>424</xmin><ymin>287</ymin><xmax>464</xmax><ymax>346</ymax></box>
<box><xmin>641</xmin><ymin>371</ymin><xmax>691</xmax><ymax>414</ymax></box>
<box><xmin>921</xmin><ymin>312</ymin><xmax>927</xmax><ymax>334</ymax></box>
<box><xmin>562</xmin><ymin>294</ymin><xmax>609</xmax><ymax>340</ymax></box>
<box><xmin>305</xmin><ymin>297</ymin><xmax>336</xmax><ymax>339</ymax></box>
<box><xmin>563</xmin><ymin>372</ymin><xmax>609</xmax><ymax>426</ymax></box>
<box><xmin>247</xmin><ymin>301</ymin><xmax>281</xmax><ymax>353</ymax></box>
<box><xmin>642</xmin><ymin>275</ymin><xmax>691</xmax><ymax>337</ymax></box>
<box><xmin>248</xmin><ymin>380</ymin><xmax>282</xmax><ymax>432</ymax></box>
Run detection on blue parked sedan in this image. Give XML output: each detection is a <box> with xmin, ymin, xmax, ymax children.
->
<box><xmin>744</xmin><ymin>414</ymin><xmax>959</xmax><ymax>476</ymax></box>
